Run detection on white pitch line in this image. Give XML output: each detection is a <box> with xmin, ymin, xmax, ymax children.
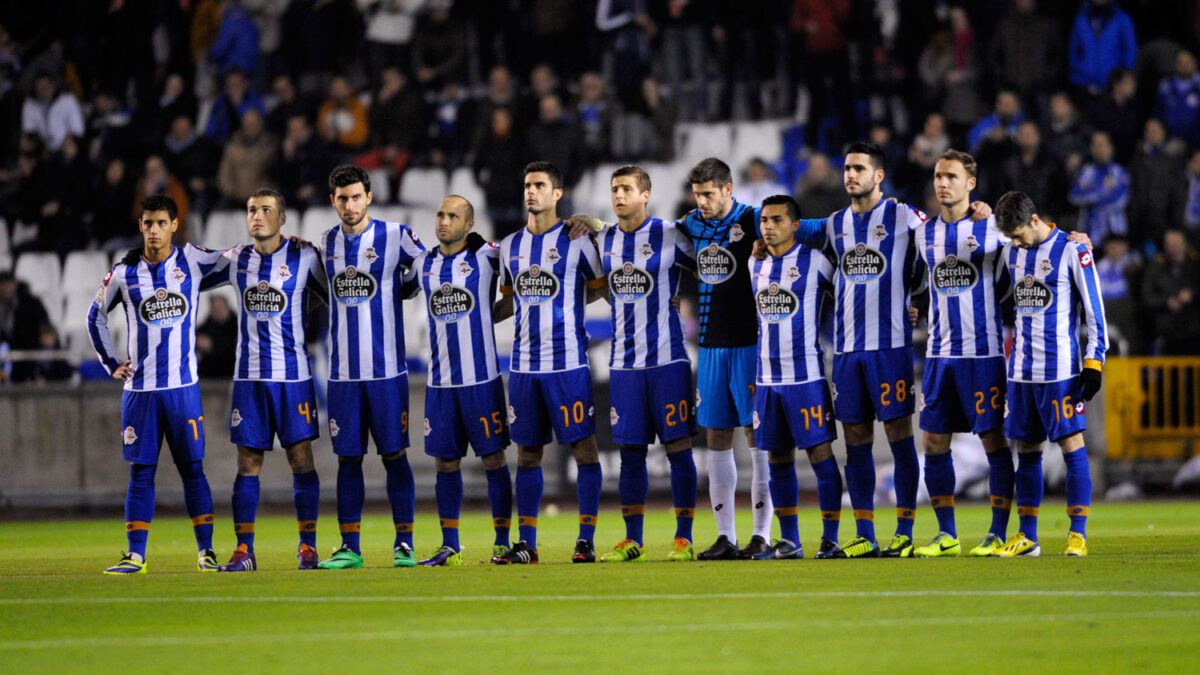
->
<box><xmin>3</xmin><ymin>610</ymin><xmax>1200</xmax><ymax>651</ymax></box>
<box><xmin>2</xmin><ymin>589</ymin><xmax>1200</xmax><ymax>606</ymax></box>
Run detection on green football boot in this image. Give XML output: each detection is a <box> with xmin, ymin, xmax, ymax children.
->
<box><xmin>393</xmin><ymin>542</ymin><xmax>416</xmax><ymax>568</ymax></box>
<box><xmin>599</xmin><ymin>539</ymin><xmax>646</xmax><ymax>563</ymax></box>
<box><xmin>841</xmin><ymin>536</ymin><xmax>882</xmax><ymax>558</ymax></box>
<box><xmin>665</xmin><ymin>537</ymin><xmax>695</xmax><ymax>562</ymax></box>
<box><xmin>881</xmin><ymin>534</ymin><xmax>914</xmax><ymax>558</ymax></box>
<box><xmin>318</xmin><ymin>544</ymin><xmax>364</xmax><ymax>569</ymax></box>
<box><xmin>914</xmin><ymin>532</ymin><xmax>962</xmax><ymax>558</ymax></box>
<box><xmin>968</xmin><ymin>533</ymin><xmax>1005</xmax><ymax>557</ymax></box>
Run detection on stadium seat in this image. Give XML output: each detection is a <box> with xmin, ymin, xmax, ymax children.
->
<box><xmin>62</xmin><ymin>291</ymin><xmax>99</xmax><ymax>359</ymax></box>
<box><xmin>14</xmin><ymin>252</ymin><xmax>62</xmax><ymax>301</ymax></box>
<box><xmin>676</xmin><ymin>122</ymin><xmax>733</xmax><ymax>168</ymax></box>
<box><xmin>447</xmin><ymin>167</ymin><xmax>488</xmax><ymax>215</ymax></box>
<box><xmin>0</xmin><ymin>217</ymin><xmax>11</xmax><ymax>272</ymax></box>
<box><xmin>301</xmin><ymin>207</ymin><xmax>334</xmax><ymax>244</ymax></box>
<box><xmin>201</xmin><ymin>210</ymin><xmax>245</xmax><ymax>249</ymax></box>
<box><xmin>366</xmin><ymin>169</ymin><xmax>391</xmax><ymax>204</ymax></box>
<box><xmin>398</xmin><ymin>168</ymin><xmax>447</xmax><ymax>210</ymax></box>
<box><xmin>730</xmin><ymin>120</ymin><xmax>787</xmax><ymax>173</ymax></box>
<box><xmin>62</xmin><ymin>251</ymin><xmax>112</xmax><ymax>295</ymax></box>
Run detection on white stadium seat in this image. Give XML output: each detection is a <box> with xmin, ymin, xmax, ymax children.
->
<box><xmin>14</xmin><ymin>252</ymin><xmax>62</xmax><ymax>300</ymax></box>
<box><xmin>201</xmin><ymin>210</ymin><xmax>245</xmax><ymax>249</ymax></box>
<box><xmin>676</xmin><ymin>122</ymin><xmax>733</xmax><ymax>167</ymax></box>
<box><xmin>62</xmin><ymin>251</ymin><xmax>112</xmax><ymax>295</ymax></box>
<box><xmin>730</xmin><ymin>120</ymin><xmax>787</xmax><ymax>171</ymax></box>
<box><xmin>398</xmin><ymin>168</ymin><xmax>447</xmax><ymax>210</ymax></box>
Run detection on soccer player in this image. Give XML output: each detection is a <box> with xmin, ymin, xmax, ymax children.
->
<box><xmin>992</xmin><ymin>191</ymin><xmax>1106</xmax><ymax>557</ymax></box>
<box><xmin>752</xmin><ymin>195</ymin><xmax>845</xmax><ymax>560</ymax></box>
<box><xmin>494</xmin><ymin>161</ymin><xmax>608</xmax><ymax>564</ymax></box>
<box><xmin>910</xmin><ymin>150</ymin><xmax>1014</xmax><ymax>558</ymax></box>
<box><xmin>596</xmin><ymin>165</ymin><xmax>700</xmax><ymax>563</ymax></box>
<box><xmin>412</xmin><ymin>195</ymin><xmax>514</xmax><ymax>567</ymax></box>
<box><xmin>826</xmin><ymin>142</ymin><xmax>928</xmax><ymax>559</ymax></box>
<box><xmin>210</xmin><ymin>189</ymin><xmax>326</xmax><ymax>572</ymax></box>
<box><xmin>317</xmin><ymin>165</ymin><xmax>425</xmax><ymax>569</ymax></box>
<box><xmin>88</xmin><ymin>194</ymin><xmax>230</xmax><ymax>574</ymax></box>
<box><xmin>680</xmin><ymin>157</ymin><xmax>774</xmax><ymax>560</ymax></box>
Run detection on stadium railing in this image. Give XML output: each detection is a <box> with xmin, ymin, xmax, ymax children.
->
<box><xmin>1106</xmin><ymin>356</ymin><xmax>1200</xmax><ymax>460</ymax></box>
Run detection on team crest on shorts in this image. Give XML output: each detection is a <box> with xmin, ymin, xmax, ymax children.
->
<box><xmin>752</xmin><ymin>411</ymin><xmax>760</xmax><ymax>429</ymax></box>
<box><xmin>729</xmin><ymin>223</ymin><xmax>745</xmax><ymax>242</ymax></box>
<box><xmin>122</xmin><ymin>426</ymin><xmax>138</xmax><ymax>445</ymax></box>
<box><xmin>329</xmin><ymin>419</ymin><xmax>340</xmax><ymax>437</ymax></box>
<box><xmin>1003</xmin><ymin>400</ymin><xmax>1010</xmax><ymax>419</ymax></box>
<box><xmin>610</xmin><ymin>407</ymin><xmax>620</xmax><ymax>426</ymax></box>
<box><xmin>507</xmin><ymin>405</ymin><xmax>517</xmax><ymax>425</ymax></box>
<box><xmin>830</xmin><ymin>383</ymin><xmax>838</xmax><ymax>401</ymax></box>
<box><xmin>423</xmin><ymin>418</ymin><xmax>432</xmax><ymax>437</ymax></box>
<box><xmin>231</xmin><ymin>409</ymin><xmax>243</xmax><ymax>427</ymax></box>
<box><xmin>918</xmin><ymin>392</ymin><xmax>925</xmax><ymax>411</ymax></box>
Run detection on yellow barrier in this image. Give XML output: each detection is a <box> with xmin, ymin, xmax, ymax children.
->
<box><xmin>1106</xmin><ymin>357</ymin><xmax>1200</xmax><ymax>460</ymax></box>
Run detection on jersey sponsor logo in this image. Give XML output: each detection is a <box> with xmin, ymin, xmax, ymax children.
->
<box><xmin>94</xmin><ymin>270</ymin><xmax>113</xmax><ymax>306</ymax></box>
<box><xmin>1079</xmin><ymin>250</ymin><xmax>1093</xmax><ymax>268</ymax></box>
<box><xmin>331</xmin><ymin>266</ymin><xmax>377</xmax><ymax>305</ymax></box>
<box><xmin>932</xmin><ymin>254</ymin><xmax>980</xmax><ymax>296</ymax></box>
<box><xmin>137</xmin><ymin>288</ymin><xmax>189</xmax><ymax>327</ymax></box>
<box><xmin>1014</xmin><ymin>274</ymin><xmax>1054</xmax><ymax>315</ymax></box>
<box><xmin>231</xmin><ymin>409</ymin><xmax>243</xmax><ymax>427</ymax></box>
<box><xmin>755</xmin><ymin>282</ymin><xmax>799</xmax><ymax>323</ymax></box>
<box><xmin>513</xmin><ymin>264</ymin><xmax>560</xmax><ymax>304</ymax></box>
<box><xmin>608</xmin><ymin>262</ymin><xmax>655</xmax><ymax>302</ymax></box>
<box><xmin>840</xmin><ymin>243</ymin><xmax>888</xmax><ymax>283</ymax></box>
<box><xmin>697</xmin><ymin>243</ymin><xmax>737</xmax><ymax>284</ymax></box>
<box><xmin>428</xmin><ymin>282</ymin><xmax>475</xmax><ymax>322</ymax></box>
<box><xmin>122</xmin><ymin>426</ymin><xmax>138</xmax><ymax>445</ymax></box>
<box><xmin>729</xmin><ymin>223</ymin><xmax>745</xmax><ymax>242</ymax></box>
<box><xmin>1076</xmin><ymin>401</ymin><xmax>1086</xmax><ymax>414</ymax></box>
<box><xmin>244</xmin><ymin>281</ymin><xmax>288</xmax><ymax>320</ymax></box>
<box><xmin>910</xmin><ymin>206</ymin><xmax>930</xmax><ymax>222</ymax></box>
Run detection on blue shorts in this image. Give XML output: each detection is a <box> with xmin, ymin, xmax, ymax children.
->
<box><xmin>1004</xmin><ymin>378</ymin><xmax>1088</xmax><ymax>444</ymax></box>
<box><xmin>697</xmin><ymin>345</ymin><xmax>756</xmax><ymax>429</ymax></box>
<box><xmin>120</xmin><ymin>384</ymin><xmax>205</xmax><ymax>465</ymax></box>
<box><xmin>919</xmin><ymin>357</ymin><xmax>1006</xmax><ymax>435</ymax></box>
<box><xmin>326</xmin><ymin>374</ymin><xmax>410</xmax><ymax>456</ymax></box>
<box><xmin>230</xmin><ymin>379</ymin><xmax>320</xmax><ymax>450</ymax></box>
<box><xmin>424</xmin><ymin>377</ymin><xmax>509</xmax><ymax>459</ymax></box>
<box><xmin>508</xmin><ymin>367</ymin><xmax>595</xmax><ymax>446</ymax></box>
<box><xmin>832</xmin><ymin>347</ymin><xmax>916</xmax><ymax>424</ymax></box>
<box><xmin>610</xmin><ymin>361</ymin><xmax>696</xmax><ymax>445</ymax></box>
<box><xmin>753</xmin><ymin>379</ymin><xmax>837</xmax><ymax>452</ymax></box>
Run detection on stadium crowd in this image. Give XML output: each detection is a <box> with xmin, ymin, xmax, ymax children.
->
<box><xmin>2</xmin><ymin>0</ymin><xmax>1200</xmax><ymax>384</ymax></box>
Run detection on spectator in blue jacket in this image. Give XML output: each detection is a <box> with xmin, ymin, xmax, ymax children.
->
<box><xmin>1069</xmin><ymin>0</ymin><xmax>1137</xmax><ymax>94</ymax></box>
<box><xmin>966</xmin><ymin>89</ymin><xmax>1024</xmax><ymax>153</ymax></box>
<box><xmin>1070</xmin><ymin>130</ymin><xmax>1131</xmax><ymax>244</ymax></box>
<box><xmin>204</xmin><ymin>69</ymin><xmax>266</xmax><ymax>145</ymax></box>
<box><xmin>1156</xmin><ymin>50</ymin><xmax>1200</xmax><ymax>145</ymax></box>
<box><xmin>209</xmin><ymin>0</ymin><xmax>260</xmax><ymax>77</ymax></box>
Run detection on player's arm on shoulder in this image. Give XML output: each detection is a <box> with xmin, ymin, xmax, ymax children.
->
<box><xmin>966</xmin><ymin>201</ymin><xmax>991</xmax><ymax>221</ymax></box>
<box><xmin>565</xmin><ymin>214</ymin><xmax>608</xmax><ymax>240</ymax></box>
<box><xmin>1065</xmin><ymin>230</ymin><xmax>1093</xmax><ymax>250</ymax></box>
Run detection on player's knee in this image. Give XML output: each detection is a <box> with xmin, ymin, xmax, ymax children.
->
<box><xmin>923</xmin><ymin>433</ymin><xmax>951</xmax><ymax>455</ymax></box>
<box><xmin>842</xmin><ymin>422</ymin><xmax>872</xmax><ymax>446</ymax></box>
<box><xmin>664</xmin><ymin>438</ymin><xmax>691</xmax><ymax>454</ymax></box>
<box><xmin>708</xmin><ymin>428</ymin><xmax>734</xmax><ymax>449</ymax></box>
<box><xmin>516</xmin><ymin>446</ymin><xmax>543</xmax><ymax>468</ymax></box>
<box><xmin>481</xmin><ymin>450</ymin><xmax>507</xmax><ymax>471</ymax></box>
<box><xmin>338</xmin><ymin>455</ymin><xmax>365</xmax><ymax>466</ymax></box>
<box><xmin>236</xmin><ymin>447</ymin><xmax>266</xmax><ymax>475</ymax></box>
<box><xmin>768</xmin><ymin>448</ymin><xmax>796</xmax><ymax>465</ymax></box>
<box><xmin>883</xmin><ymin>417</ymin><xmax>913</xmax><ymax>443</ymax></box>
<box><xmin>175</xmin><ymin>458</ymin><xmax>205</xmax><ymax>481</ymax></box>
<box><xmin>1057</xmin><ymin>432</ymin><xmax>1086</xmax><ymax>454</ymax></box>
<box><xmin>806</xmin><ymin>442</ymin><xmax>833</xmax><ymax>464</ymax></box>
<box><xmin>1016</xmin><ymin>441</ymin><xmax>1043</xmax><ymax>454</ymax></box>
<box><xmin>380</xmin><ymin>450</ymin><xmax>406</xmax><ymax>463</ymax></box>
<box><xmin>980</xmin><ymin>429</ymin><xmax>1009</xmax><ymax>454</ymax></box>
<box><xmin>572</xmin><ymin>440</ymin><xmax>600</xmax><ymax>464</ymax></box>
<box><xmin>435</xmin><ymin>458</ymin><xmax>461</xmax><ymax>473</ymax></box>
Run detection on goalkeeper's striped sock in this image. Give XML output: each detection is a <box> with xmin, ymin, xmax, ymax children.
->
<box><xmin>619</xmin><ymin>447</ymin><xmax>648</xmax><ymax>545</ymax></box>
<box><xmin>126</xmin><ymin>463</ymin><xmax>156</xmax><ymax>559</ymax></box>
<box><xmin>232</xmin><ymin>474</ymin><xmax>259</xmax><ymax>552</ymax></box>
<box><xmin>515</xmin><ymin>465</ymin><xmax>543</xmax><ymax>550</ymax></box>
<box><xmin>811</xmin><ymin>456</ymin><xmax>842</xmax><ymax>542</ymax></box>
<box><xmin>667</xmin><ymin>449</ymin><xmax>697</xmax><ymax>542</ymax></box>
<box><xmin>435</xmin><ymin>469</ymin><xmax>463</xmax><ymax>551</ymax></box>
<box><xmin>336</xmin><ymin>459</ymin><xmax>365</xmax><ymax>554</ymax></box>
<box><xmin>384</xmin><ymin>454</ymin><xmax>415</xmax><ymax>550</ymax></box>
<box><xmin>576</xmin><ymin>462</ymin><xmax>602</xmax><ymax>542</ymax></box>
<box><xmin>844</xmin><ymin>443</ymin><xmax>876</xmax><ymax>542</ymax></box>
<box><xmin>924</xmin><ymin>451</ymin><xmax>957</xmax><ymax>538</ymax></box>
<box><xmin>1015</xmin><ymin>451</ymin><xmax>1043</xmax><ymax>542</ymax></box>
<box><xmin>769</xmin><ymin>460</ymin><xmax>800</xmax><ymax>545</ymax></box>
<box><xmin>293</xmin><ymin>470</ymin><xmax>319</xmax><ymax>549</ymax></box>
<box><xmin>178</xmin><ymin>459</ymin><xmax>214</xmax><ymax>551</ymax></box>
<box><xmin>485</xmin><ymin>465</ymin><xmax>513</xmax><ymax>547</ymax></box>
<box><xmin>986</xmin><ymin>449</ymin><xmax>1014</xmax><ymax>538</ymax></box>
<box><xmin>890</xmin><ymin>436</ymin><xmax>918</xmax><ymax>539</ymax></box>
<box><xmin>1064</xmin><ymin>448</ymin><xmax>1091</xmax><ymax>537</ymax></box>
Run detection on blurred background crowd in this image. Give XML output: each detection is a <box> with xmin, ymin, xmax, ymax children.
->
<box><xmin>2</xmin><ymin>0</ymin><xmax>1200</xmax><ymax>385</ymax></box>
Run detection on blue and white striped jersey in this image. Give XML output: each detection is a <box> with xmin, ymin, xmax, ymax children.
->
<box><xmin>416</xmin><ymin>242</ymin><xmax>503</xmax><ymax>387</ymax></box>
<box><xmin>499</xmin><ymin>221</ymin><xmax>606</xmax><ymax>373</ymax></box>
<box><xmin>600</xmin><ymin>217</ymin><xmax>696</xmax><ymax>370</ymax></box>
<box><xmin>827</xmin><ymin>199</ymin><xmax>927</xmax><ymax>354</ymax></box>
<box><xmin>914</xmin><ymin>214</ymin><xmax>1009</xmax><ymax>359</ymax></box>
<box><xmin>87</xmin><ymin>243</ymin><xmax>231</xmax><ymax>391</ymax></box>
<box><xmin>321</xmin><ymin>218</ymin><xmax>425</xmax><ymax>381</ymax></box>
<box><xmin>1005</xmin><ymin>226</ymin><xmax>1108</xmax><ymax>383</ymax></box>
<box><xmin>213</xmin><ymin>240</ymin><xmax>327</xmax><ymax>382</ymax></box>
<box><xmin>752</xmin><ymin>241</ymin><xmax>834</xmax><ymax>386</ymax></box>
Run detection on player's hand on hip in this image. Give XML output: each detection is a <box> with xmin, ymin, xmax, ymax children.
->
<box><xmin>908</xmin><ymin>305</ymin><xmax>919</xmax><ymax>327</ymax></box>
<box><xmin>967</xmin><ymin>201</ymin><xmax>992</xmax><ymax>220</ymax></box>
<box><xmin>1077</xmin><ymin>368</ymin><xmax>1102</xmax><ymax>401</ymax></box>
<box><xmin>112</xmin><ymin>360</ymin><xmax>133</xmax><ymax>381</ymax></box>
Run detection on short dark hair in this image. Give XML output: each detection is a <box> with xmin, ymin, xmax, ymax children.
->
<box><xmin>687</xmin><ymin>157</ymin><xmax>733</xmax><ymax>187</ymax></box>
<box><xmin>445</xmin><ymin>194</ymin><xmax>475</xmax><ymax>222</ymax></box>
<box><xmin>250</xmin><ymin>188</ymin><xmax>286</xmax><ymax>214</ymax></box>
<box><xmin>761</xmin><ymin>194</ymin><xmax>801</xmax><ymax>222</ymax></box>
<box><xmin>937</xmin><ymin>149</ymin><xmax>978</xmax><ymax>178</ymax></box>
<box><xmin>611</xmin><ymin>165</ymin><xmax>652</xmax><ymax>193</ymax></box>
<box><xmin>995</xmin><ymin>191</ymin><xmax>1037</xmax><ymax>233</ymax></box>
<box><xmin>328</xmin><ymin>165</ymin><xmax>371</xmax><ymax>195</ymax></box>
<box><xmin>524</xmin><ymin>161</ymin><xmax>563</xmax><ymax>189</ymax></box>
<box><xmin>845</xmin><ymin>142</ymin><xmax>886</xmax><ymax>172</ymax></box>
<box><xmin>140</xmin><ymin>194</ymin><xmax>178</xmax><ymax>221</ymax></box>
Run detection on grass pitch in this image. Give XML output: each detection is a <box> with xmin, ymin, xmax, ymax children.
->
<box><xmin>2</xmin><ymin>501</ymin><xmax>1199</xmax><ymax>673</ymax></box>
